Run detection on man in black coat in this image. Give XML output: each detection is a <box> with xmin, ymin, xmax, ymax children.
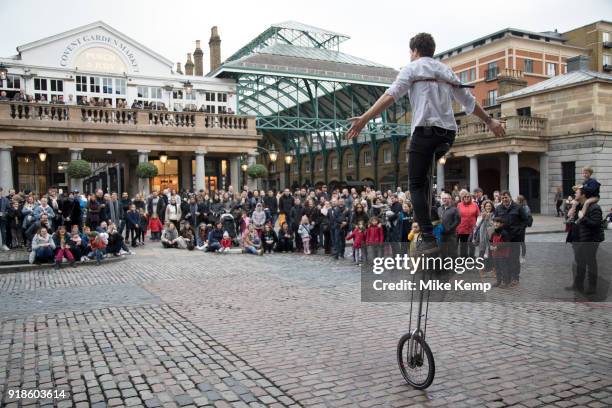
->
<box><xmin>493</xmin><ymin>191</ymin><xmax>528</xmax><ymax>285</ymax></box>
<box><xmin>329</xmin><ymin>198</ymin><xmax>349</xmax><ymax>259</ymax></box>
<box><xmin>118</xmin><ymin>192</ymin><xmax>132</xmax><ymax>240</ymax></box>
<box><xmin>278</xmin><ymin>189</ymin><xmax>294</xmax><ymax>226</ymax></box>
<box><xmin>263</xmin><ymin>190</ymin><xmax>278</xmax><ymax>226</ymax></box>
<box><xmin>567</xmin><ymin>187</ymin><xmax>604</xmax><ymax>295</ymax></box>
<box><xmin>289</xmin><ymin>198</ymin><xmax>305</xmax><ymax>250</ymax></box>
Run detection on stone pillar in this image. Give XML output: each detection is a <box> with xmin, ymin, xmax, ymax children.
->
<box><xmin>508</xmin><ymin>151</ymin><xmax>520</xmax><ymax>199</ymax></box>
<box><xmin>138</xmin><ymin>150</ymin><xmax>150</xmax><ymax>196</ymax></box>
<box><xmin>539</xmin><ymin>152</ymin><xmax>549</xmax><ymax>215</ymax></box>
<box><xmin>195</xmin><ymin>150</ymin><xmax>206</xmax><ymax>192</ymax></box>
<box><xmin>0</xmin><ymin>145</ymin><xmax>13</xmax><ymax>192</ymax></box>
<box><xmin>181</xmin><ymin>155</ymin><xmax>193</xmax><ymax>192</ymax></box>
<box><xmin>436</xmin><ymin>161</ymin><xmax>445</xmax><ymax>194</ymax></box>
<box><xmin>499</xmin><ymin>154</ymin><xmax>509</xmax><ymax>192</ymax></box>
<box><xmin>69</xmin><ymin>148</ymin><xmax>84</xmax><ymax>193</ymax></box>
<box><xmin>468</xmin><ymin>155</ymin><xmax>479</xmax><ymax>193</ymax></box>
<box><xmin>247</xmin><ymin>152</ymin><xmax>258</xmax><ymax>191</ymax></box>
<box><xmin>230</xmin><ymin>156</ymin><xmax>240</xmax><ymax>192</ymax></box>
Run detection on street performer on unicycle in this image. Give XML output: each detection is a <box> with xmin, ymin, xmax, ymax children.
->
<box><xmin>346</xmin><ymin>32</ymin><xmax>505</xmax><ymax>388</ymax></box>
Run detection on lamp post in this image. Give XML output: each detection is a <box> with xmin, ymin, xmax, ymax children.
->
<box><xmin>38</xmin><ymin>149</ymin><xmax>47</xmax><ymax>162</ymax></box>
<box><xmin>0</xmin><ymin>64</ymin><xmax>7</xmax><ymax>81</ymax></box>
<box><xmin>284</xmin><ymin>152</ymin><xmax>293</xmax><ymax>189</ymax></box>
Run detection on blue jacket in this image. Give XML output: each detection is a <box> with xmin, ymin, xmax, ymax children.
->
<box><xmin>207</xmin><ymin>228</ymin><xmax>224</xmax><ymax>244</ymax></box>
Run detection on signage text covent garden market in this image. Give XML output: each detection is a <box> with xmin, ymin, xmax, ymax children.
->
<box><xmin>59</xmin><ymin>33</ymin><xmax>140</xmax><ymax>72</ymax></box>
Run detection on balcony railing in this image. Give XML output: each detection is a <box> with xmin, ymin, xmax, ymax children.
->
<box><xmin>485</xmin><ymin>67</ymin><xmax>499</xmax><ymax>81</ymax></box>
<box><xmin>482</xmin><ymin>97</ymin><xmax>498</xmax><ymax>107</ymax></box>
<box><xmin>498</xmin><ymin>68</ymin><xmax>524</xmax><ymax>78</ymax></box>
<box><xmin>456</xmin><ymin>116</ymin><xmax>547</xmax><ymax>139</ymax></box>
<box><xmin>0</xmin><ymin>102</ymin><xmax>254</xmax><ymax>133</ymax></box>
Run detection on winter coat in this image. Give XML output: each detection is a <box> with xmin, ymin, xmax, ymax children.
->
<box><xmin>456</xmin><ymin>201</ymin><xmax>479</xmax><ymax>235</ymax></box>
<box><xmin>365</xmin><ymin>225</ymin><xmax>384</xmax><ymax>245</ymax></box>
<box><xmin>490</xmin><ymin>228</ymin><xmax>510</xmax><ymax>258</ymax></box>
<box><xmin>32</xmin><ymin>234</ymin><xmax>56</xmax><ymax>251</ymax></box>
<box><xmin>148</xmin><ymin>217</ymin><xmax>163</xmax><ymax>233</ymax></box>
<box><xmin>346</xmin><ymin>227</ymin><xmax>365</xmax><ymax>249</ymax></box>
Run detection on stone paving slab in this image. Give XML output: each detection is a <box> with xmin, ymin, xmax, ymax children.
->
<box><xmin>0</xmin><ymin>242</ymin><xmax>610</xmax><ymax>407</ymax></box>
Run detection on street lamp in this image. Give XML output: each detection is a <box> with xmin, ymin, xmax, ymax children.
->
<box><xmin>284</xmin><ymin>154</ymin><xmax>293</xmax><ymax>165</ymax></box>
<box><xmin>159</xmin><ymin>151</ymin><xmax>168</xmax><ymax>164</ymax></box>
<box><xmin>184</xmin><ymin>81</ymin><xmax>193</xmax><ymax>94</ymax></box>
<box><xmin>438</xmin><ymin>156</ymin><xmax>446</xmax><ymax>165</ymax></box>
<box><xmin>241</xmin><ymin>162</ymin><xmax>248</xmax><ymax>172</ymax></box>
<box><xmin>38</xmin><ymin>149</ymin><xmax>47</xmax><ymax>162</ymax></box>
<box><xmin>0</xmin><ymin>64</ymin><xmax>7</xmax><ymax>81</ymax></box>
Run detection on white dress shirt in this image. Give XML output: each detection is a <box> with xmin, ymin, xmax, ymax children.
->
<box><xmin>386</xmin><ymin>57</ymin><xmax>476</xmax><ymax>135</ymax></box>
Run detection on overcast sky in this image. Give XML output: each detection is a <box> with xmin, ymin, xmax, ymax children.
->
<box><xmin>1</xmin><ymin>0</ymin><xmax>610</xmax><ymax>71</ymax></box>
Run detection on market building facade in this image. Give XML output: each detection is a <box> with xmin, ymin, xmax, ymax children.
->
<box><xmin>0</xmin><ymin>21</ymin><xmax>258</xmax><ymax>196</ymax></box>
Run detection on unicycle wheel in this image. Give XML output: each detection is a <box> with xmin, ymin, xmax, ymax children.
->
<box><xmin>397</xmin><ymin>332</ymin><xmax>435</xmax><ymax>389</ymax></box>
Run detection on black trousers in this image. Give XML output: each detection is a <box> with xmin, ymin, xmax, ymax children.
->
<box><xmin>574</xmin><ymin>242</ymin><xmax>599</xmax><ymax>290</ymax></box>
<box><xmin>408</xmin><ymin>127</ymin><xmax>455</xmax><ymax>234</ymax></box>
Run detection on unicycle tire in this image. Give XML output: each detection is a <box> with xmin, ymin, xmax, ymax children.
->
<box><xmin>397</xmin><ymin>332</ymin><xmax>435</xmax><ymax>389</ymax></box>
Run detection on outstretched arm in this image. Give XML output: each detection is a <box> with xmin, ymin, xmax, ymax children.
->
<box><xmin>471</xmin><ymin>102</ymin><xmax>506</xmax><ymax>137</ymax></box>
<box><xmin>345</xmin><ymin>94</ymin><xmax>395</xmax><ymax>140</ymax></box>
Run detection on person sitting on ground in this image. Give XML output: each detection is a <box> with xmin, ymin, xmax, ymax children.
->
<box><xmin>107</xmin><ymin>225</ymin><xmax>133</xmax><ymax>256</ymax></box>
<box><xmin>161</xmin><ymin>222</ymin><xmax>181</xmax><ymax>249</ymax></box>
<box><xmin>51</xmin><ymin>225</ymin><xmax>76</xmax><ymax>269</ymax></box>
<box><xmin>87</xmin><ymin>231</ymin><xmax>106</xmax><ymax>265</ymax></box>
<box><xmin>30</xmin><ymin>227</ymin><xmax>55</xmax><ymax>264</ymax></box>
<box><xmin>262</xmin><ymin>223</ymin><xmax>278</xmax><ymax>254</ymax></box>
<box><xmin>195</xmin><ymin>223</ymin><xmax>209</xmax><ymax>251</ymax></box>
<box><xmin>179</xmin><ymin>221</ymin><xmax>195</xmax><ymax>250</ymax></box>
<box><xmin>68</xmin><ymin>224</ymin><xmax>88</xmax><ymax>262</ymax></box>
<box><xmin>243</xmin><ymin>224</ymin><xmax>263</xmax><ymax>255</ymax></box>
<box><xmin>207</xmin><ymin>222</ymin><xmax>224</xmax><ymax>252</ymax></box>
<box><xmin>276</xmin><ymin>222</ymin><xmax>294</xmax><ymax>253</ymax></box>
<box><xmin>220</xmin><ymin>231</ymin><xmax>232</xmax><ymax>252</ymax></box>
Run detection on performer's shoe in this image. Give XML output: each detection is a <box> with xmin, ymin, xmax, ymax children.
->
<box><xmin>416</xmin><ymin>233</ymin><xmax>439</xmax><ymax>255</ymax></box>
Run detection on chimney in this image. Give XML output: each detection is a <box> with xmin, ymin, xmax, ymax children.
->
<box><xmin>176</xmin><ymin>62</ymin><xmax>183</xmax><ymax>75</ymax></box>
<box><xmin>567</xmin><ymin>55</ymin><xmax>590</xmax><ymax>73</ymax></box>
<box><xmin>185</xmin><ymin>53</ymin><xmax>194</xmax><ymax>76</ymax></box>
<box><xmin>209</xmin><ymin>26</ymin><xmax>221</xmax><ymax>72</ymax></box>
<box><xmin>194</xmin><ymin>40</ymin><xmax>204</xmax><ymax>76</ymax></box>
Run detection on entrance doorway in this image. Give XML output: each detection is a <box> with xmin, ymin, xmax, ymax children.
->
<box><xmin>479</xmin><ymin>168</ymin><xmax>500</xmax><ymax>199</ymax></box>
<box><xmin>519</xmin><ymin>167</ymin><xmax>540</xmax><ymax>213</ymax></box>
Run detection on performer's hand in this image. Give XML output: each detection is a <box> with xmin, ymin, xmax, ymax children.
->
<box><xmin>487</xmin><ymin>118</ymin><xmax>505</xmax><ymax>137</ymax></box>
<box><xmin>346</xmin><ymin>116</ymin><xmax>366</xmax><ymax>140</ymax></box>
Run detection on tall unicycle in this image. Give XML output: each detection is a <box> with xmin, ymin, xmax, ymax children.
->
<box><xmin>397</xmin><ymin>142</ymin><xmax>449</xmax><ymax>389</ymax></box>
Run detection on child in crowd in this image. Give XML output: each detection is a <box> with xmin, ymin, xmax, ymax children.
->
<box><xmin>220</xmin><ymin>231</ymin><xmax>232</xmax><ymax>252</ymax></box>
<box><xmin>365</xmin><ymin>217</ymin><xmax>384</xmax><ymax>261</ymax></box>
<box><xmin>148</xmin><ymin>213</ymin><xmax>163</xmax><ymax>242</ymax></box>
<box><xmin>490</xmin><ymin>217</ymin><xmax>511</xmax><ymax>288</ymax></box>
<box><xmin>243</xmin><ymin>224</ymin><xmax>263</xmax><ymax>255</ymax></box>
<box><xmin>276</xmin><ymin>222</ymin><xmax>293</xmax><ymax>253</ymax></box>
<box><xmin>52</xmin><ymin>225</ymin><xmax>75</xmax><ymax>269</ymax></box>
<box><xmin>346</xmin><ymin>220</ymin><xmax>365</xmax><ymax>265</ymax></box>
<box><xmin>298</xmin><ymin>215</ymin><xmax>312</xmax><ymax>254</ymax></box>
<box><xmin>575</xmin><ymin>166</ymin><xmax>600</xmax><ymax>219</ymax></box>
<box><xmin>87</xmin><ymin>231</ymin><xmax>106</xmax><ymax>265</ymax></box>
<box><xmin>262</xmin><ymin>223</ymin><xmax>278</xmax><ymax>253</ymax></box>
<box><xmin>138</xmin><ymin>208</ymin><xmax>148</xmax><ymax>245</ymax></box>
<box><xmin>126</xmin><ymin>204</ymin><xmax>141</xmax><ymax>247</ymax></box>
<box><xmin>408</xmin><ymin>222</ymin><xmax>421</xmax><ymax>257</ymax></box>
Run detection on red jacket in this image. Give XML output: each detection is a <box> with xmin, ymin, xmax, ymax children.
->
<box><xmin>456</xmin><ymin>201</ymin><xmax>480</xmax><ymax>235</ymax></box>
<box><xmin>221</xmin><ymin>238</ymin><xmax>232</xmax><ymax>248</ymax></box>
<box><xmin>365</xmin><ymin>225</ymin><xmax>384</xmax><ymax>245</ymax></box>
<box><xmin>490</xmin><ymin>229</ymin><xmax>510</xmax><ymax>258</ymax></box>
<box><xmin>148</xmin><ymin>217</ymin><xmax>163</xmax><ymax>233</ymax></box>
<box><xmin>346</xmin><ymin>227</ymin><xmax>365</xmax><ymax>249</ymax></box>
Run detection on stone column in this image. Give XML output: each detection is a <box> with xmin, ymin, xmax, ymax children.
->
<box><xmin>0</xmin><ymin>145</ymin><xmax>13</xmax><ymax>192</ymax></box>
<box><xmin>180</xmin><ymin>155</ymin><xmax>193</xmax><ymax>192</ymax></box>
<box><xmin>499</xmin><ymin>154</ymin><xmax>509</xmax><ymax>191</ymax></box>
<box><xmin>247</xmin><ymin>152</ymin><xmax>258</xmax><ymax>191</ymax></box>
<box><xmin>508</xmin><ymin>151</ymin><xmax>520</xmax><ymax>199</ymax></box>
<box><xmin>230</xmin><ymin>156</ymin><xmax>240</xmax><ymax>192</ymax></box>
<box><xmin>138</xmin><ymin>150</ymin><xmax>150</xmax><ymax>196</ymax></box>
<box><xmin>436</xmin><ymin>161</ymin><xmax>445</xmax><ymax>194</ymax></box>
<box><xmin>195</xmin><ymin>150</ymin><xmax>206</xmax><ymax>192</ymax></box>
<box><xmin>69</xmin><ymin>148</ymin><xmax>84</xmax><ymax>193</ymax></box>
<box><xmin>468</xmin><ymin>155</ymin><xmax>479</xmax><ymax>193</ymax></box>
<box><xmin>539</xmin><ymin>152</ymin><xmax>549</xmax><ymax>215</ymax></box>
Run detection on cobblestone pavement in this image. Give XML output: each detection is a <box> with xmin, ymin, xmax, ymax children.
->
<box><xmin>0</xmin><ymin>239</ymin><xmax>611</xmax><ymax>408</ymax></box>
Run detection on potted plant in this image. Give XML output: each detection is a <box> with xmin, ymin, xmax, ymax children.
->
<box><xmin>65</xmin><ymin>159</ymin><xmax>92</xmax><ymax>179</ymax></box>
<box><xmin>136</xmin><ymin>162</ymin><xmax>159</xmax><ymax>179</ymax></box>
<box><xmin>246</xmin><ymin>163</ymin><xmax>268</xmax><ymax>179</ymax></box>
